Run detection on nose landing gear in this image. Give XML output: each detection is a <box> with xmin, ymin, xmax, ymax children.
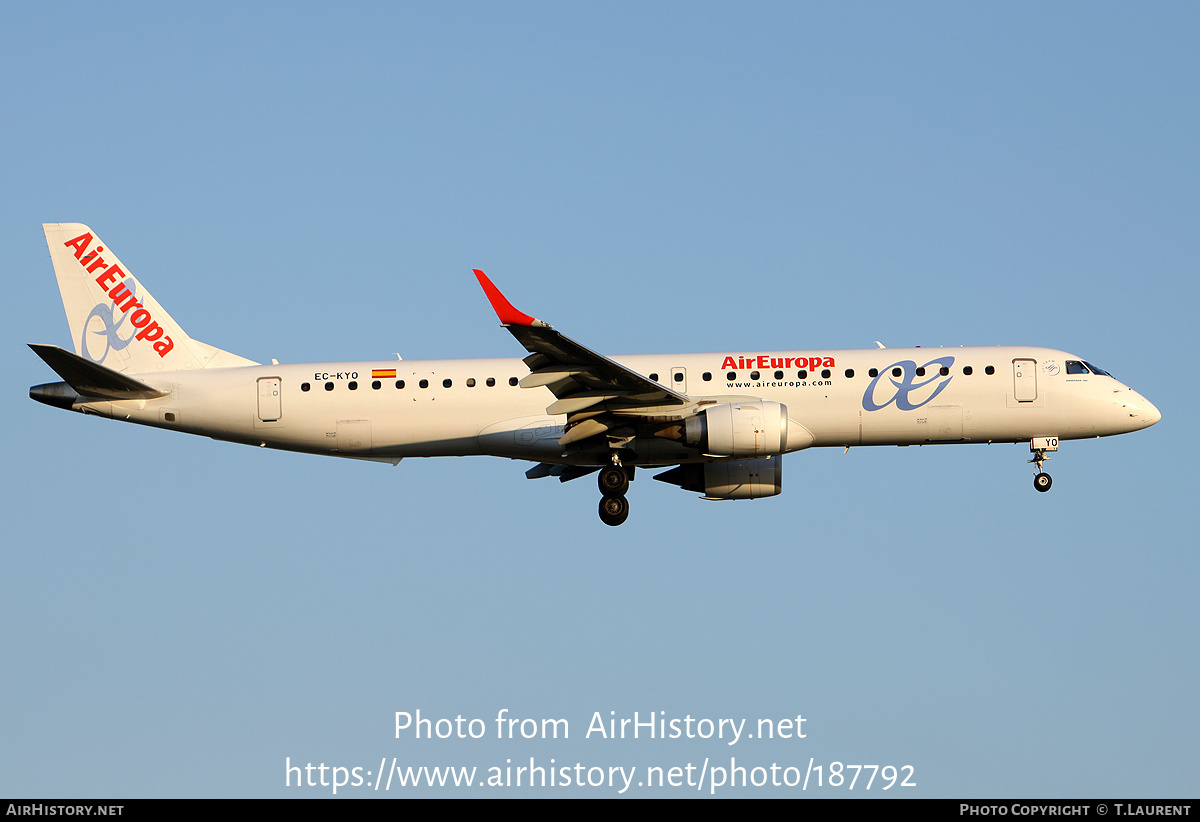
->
<box><xmin>597</xmin><ymin>459</ymin><xmax>631</xmax><ymax>526</ymax></box>
<box><xmin>1029</xmin><ymin>436</ymin><xmax>1058</xmax><ymax>493</ymax></box>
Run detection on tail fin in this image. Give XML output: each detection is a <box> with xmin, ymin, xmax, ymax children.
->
<box><xmin>42</xmin><ymin>223</ymin><xmax>257</xmax><ymax>373</ymax></box>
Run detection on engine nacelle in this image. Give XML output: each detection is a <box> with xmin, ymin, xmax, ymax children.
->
<box><xmin>684</xmin><ymin>401</ymin><xmax>796</xmax><ymax>457</ymax></box>
<box><xmin>654</xmin><ymin>457</ymin><xmax>783</xmax><ymax>500</ymax></box>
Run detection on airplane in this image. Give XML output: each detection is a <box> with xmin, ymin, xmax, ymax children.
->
<box><xmin>29</xmin><ymin>223</ymin><xmax>1161</xmax><ymax>526</ymax></box>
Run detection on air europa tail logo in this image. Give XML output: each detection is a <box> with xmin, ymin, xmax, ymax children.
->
<box><xmin>63</xmin><ymin>232</ymin><xmax>174</xmax><ymax>359</ymax></box>
<box><xmin>721</xmin><ymin>354</ymin><xmax>836</xmax><ymax>370</ymax></box>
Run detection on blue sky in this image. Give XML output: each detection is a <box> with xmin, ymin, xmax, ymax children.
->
<box><xmin>3</xmin><ymin>2</ymin><xmax>1197</xmax><ymax>797</ymax></box>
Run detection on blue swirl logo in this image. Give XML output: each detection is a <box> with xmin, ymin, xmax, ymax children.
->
<box><xmin>80</xmin><ymin>279</ymin><xmax>140</xmax><ymax>364</ymax></box>
<box><xmin>862</xmin><ymin>356</ymin><xmax>955</xmax><ymax>411</ymax></box>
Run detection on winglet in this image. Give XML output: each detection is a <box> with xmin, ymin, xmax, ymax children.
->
<box><xmin>473</xmin><ymin>269</ymin><xmax>548</xmax><ymax>328</ymax></box>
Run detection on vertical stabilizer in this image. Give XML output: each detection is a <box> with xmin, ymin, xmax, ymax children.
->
<box><xmin>43</xmin><ymin>223</ymin><xmax>256</xmax><ymax>373</ymax></box>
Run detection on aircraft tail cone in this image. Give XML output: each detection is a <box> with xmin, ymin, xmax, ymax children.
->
<box><xmin>30</xmin><ymin>382</ymin><xmax>80</xmax><ymax>409</ymax></box>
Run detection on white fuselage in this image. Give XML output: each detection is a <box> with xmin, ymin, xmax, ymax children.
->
<box><xmin>32</xmin><ymin>224</ymin><xmax>1163</xmax><ymax>522</ymax></box>
<box><xmin>68</xmin><ymin>346</ymin><xmax>1160</xmax><ymax>466</ymax></box>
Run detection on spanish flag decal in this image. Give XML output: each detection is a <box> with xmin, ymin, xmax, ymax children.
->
<box><xmin>372</xmin><ymin>369</ymin><xmax>397</xmax><ymax>379</ymax></box>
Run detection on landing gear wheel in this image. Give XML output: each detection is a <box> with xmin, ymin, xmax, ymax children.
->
<box><xmin>1034</xmin><ymin>472</ymin><xmax>1053</xmax><ymax>492</ymax></box>
<box><xmin>598</xmin><ymin>465</ymin><xmax>629</xmax><ymax>497</ymax></box>
<box><xmin>598</xmin><ymin>495</ymin><xmax>630</xmax><ymax>526</ymax></box>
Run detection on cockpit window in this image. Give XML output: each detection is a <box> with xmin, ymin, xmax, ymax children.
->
<box><xmin>1066</xmin><ymin>360</ymin><xmax>1114</xmax><ymax>377</ymax></box>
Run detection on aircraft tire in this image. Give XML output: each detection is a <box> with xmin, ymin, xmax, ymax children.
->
<box><xmin>598</xmin><ymin>465</ymin><xmax>630</xmax><ymax>497</ymax></box>
<box><xmin>1034</xmin><ymin>472</ymin><xmax>1053</xmax><ymax>492</ymax></box>
<box><xmin>599</xmin><ymin>495</ymin><xmax>630</xmax><ymax>526</ymax></box>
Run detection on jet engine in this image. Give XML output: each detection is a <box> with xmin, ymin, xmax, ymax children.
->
<box><xmin>680</xmin><ymin>401</ymin><xmax>800</xmax><ymax>457</ymax></box>
<box><xmin>653</xmin><ymin>457</ymin><xmax>783</xmax><ymax>500</ymax></box>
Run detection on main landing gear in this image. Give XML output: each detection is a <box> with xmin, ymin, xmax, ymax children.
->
<box><xmin>1029</xmin><ymin>437</ymin><xmax>1058</xmax><ymax>493</ymax></box>
<box><xmin>598</xmin><ymin>461</ymin><xmax>630</xmax><ymax>526</ymax></box>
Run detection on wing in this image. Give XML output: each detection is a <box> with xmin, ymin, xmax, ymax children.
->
<box><xmin>474</xmin><ymin>270</ymin><xmax>691</xmax><ymax>450</ymax></box>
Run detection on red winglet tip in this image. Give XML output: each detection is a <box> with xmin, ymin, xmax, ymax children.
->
<box><xmin>474</xmin><ymin>269</ymin><xmax>538</xmax><ymax>326</ymax></box>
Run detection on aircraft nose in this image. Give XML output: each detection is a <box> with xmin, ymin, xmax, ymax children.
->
<box><xmin>1142</xmin><ymin>397</ymin><xmax>1161</xmax><ymax>427</ymax></box>
<box><xmin>1122</xmin><ymin>391</ymin><xmax>1161</xmax><ymax>428</ymax></box>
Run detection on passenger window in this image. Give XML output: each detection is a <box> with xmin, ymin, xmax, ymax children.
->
<box><xmin>301</xmin><ymin>382</ymin><xmax>310</xmax><ymax>392</ymax></box>
<box><xmin>348</xmin><ymin>381</ymin><xmax>358</xmax><ymax>390</ymax></box>
<box><xmin>915</xmin><ymin>367</ymin><xmax>926</xmax><ymax>377</ymax></box>
<box><xmin>509</xmin><ymin>377</ymin><xmax>519</xmax><ymax>386</ymax></box>
<box><xmin>674</xmin><ymin>372</ymin><xmax>684</xmax><ymax>382</ymax></box>
<box><xmin>372</xmin><ymin>380</ymin><xmax>381</xmax><ymax>389</ymax></box>
<box><xmin>821</xmin><ymin>369</ymin><xmax>831</xmax><ymax>378</ymax></box>
<box><xmin>798</xmin><ymin>370</ymin><xmax>807</xmax><ymax>379</ymax></box>
<box><xmin>324</xmin><ymin>382</ymin><xmax>334</xmax><ymax>391</ymax></box>
<box><xmin>845</xmin><ymin>369</ymin><xmax>854</xmax><ymax>378</ymax></box>
<box><xmin>396</xmin><ymin>380</ymin><xmax>405</xmax><ymax>389</ymax></box>
<box><xmin>443</xmin><ymin>379</ymin><xmax>452</xmax><ymax>388</ymax></box>
<box><xmin>963</xmin><ymin>366</ymin><xmax>973</xmax><ymax>376</ymax></box>
<box><xmin>939</xmin><ymin>367</ymin><xmax>949</xmax><ymax>376</ymax></box>
<box><xmin>985</xmin><ymin>366</ymin><xmax>995</xmax><ymax>375</ymax></box>
<box><xmin>467</xmin><ymin>378</ymin><xmax>476</xmax><ymax>387</ymax></box>
<box><xmin>750</xmin><ymin>371</ymin><xmax>760</xmax><ymax>380</ymax></box>
<box><xmin>774</xmin><ymin>370</ymin><xmax>783</xmax><ymax>379</ymax></box>
<box><xmin>702</xmin><ymin>372</ymin><xmax>712</xmax><ymax>381</ymax></box>
<box><xmin>727</xmin><ymin>371</ymin><xmax>736</xmax><ymax>380</ymax></box>
<box><xmin>649</xmin><ymin>373</ymin><xmax>659</xmax><ymax>382</ymax></box>
<box><xmin>868</xmin><ymin>368</ymin><xmax>878</xmax><ymax>378</ymax></box>
<box><xmin>486</xmin><ymin>378</ymin><xmax>496</xmax><ymax>387</ymax></box>
<box><xmin>419</xmin><ymin>379</ymin><xmax>429</xmax><ymax>389</ymax></box>
<box><xmin>892</xmin><ymin>367</ymin><xmax>902</xmax><ymax>378</ymax></box>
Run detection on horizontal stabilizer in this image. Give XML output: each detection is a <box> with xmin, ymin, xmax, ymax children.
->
<box><xmin>28</xmin><ymin>344</ymin><xmax>168</xmax><ymax>400</ymax></box>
